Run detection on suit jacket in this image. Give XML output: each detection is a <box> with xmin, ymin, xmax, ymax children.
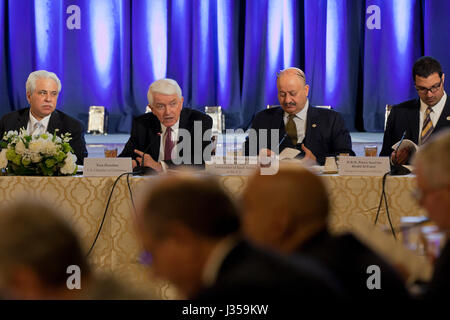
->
<box><xmin>380</xmin><ymin>97</ymin><xmax>450</xmax><ymax>157</ymax></box>
<box><xmin>195</xmin><ymin>240</ymin><xmax>343</xmax><ymax>301</ymax></box>
<box><xmin>244</xmin><ymin>106</ymin><xmax>355</xmax><ymax>165</ymax></box>
<box><xmin>298</xmin><ymin>230</ymin><xmax>410</xmax><ymax>299</ymax></box>
<box><xmin>0</xmin><ymin>108</ymin><xmax>87</xmax><ymax>165</ymax></box>
<box><xmin>119</xmin><ymin>108</ymin><xmax>213</xmax><ymax>168</ymax></box>
<box><xmin>423</xmin><ymin>240</ymin><xmax>450</xmax><ymax>300</ymax></box>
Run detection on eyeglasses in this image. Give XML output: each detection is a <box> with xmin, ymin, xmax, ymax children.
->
<box><xmin>415</xmin><ymin>80</ymin><xmax>442</xmax><ymax>94</ymax></box>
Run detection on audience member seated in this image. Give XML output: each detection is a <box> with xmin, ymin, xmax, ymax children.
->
<box><xmin>412</xmin><ymin>129</ymin><xmax>450</xmax><ymax>299</ymax></box>
<box><xmin>135</xmin><ymin>172</ymin><xmax>343</xmax><ymax>301</ymax></box>
<box><xmin>243</xmin><ymin>67</ymin><xmax>354</xmax><ymax>165</ymax></box>
<box><xmin>241</xmin><ymin>165</ymin><xmax>410</xmax><ymax>299</ymax></box>
<box><xmin>0</xmin><ymin>201</ymin><xmax>148</xmax><ymax>300</ymax></box>
<box><xmin>119</xmin><ymin>79</ymin><xmax>213</xmax><ymax>174</ymax></box>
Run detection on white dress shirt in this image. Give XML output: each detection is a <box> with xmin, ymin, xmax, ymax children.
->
<box><xmin>418</xmin><ymin>91</ymin><xmax>447</xmax><ymax>144</ymax></box>
<box><xmin>283</xmin><ymin>99</ymin><xmax>309</xmax><ymax>144</ymax></box>
<box><xmin>27</xmin><ymin>111</ymin><xmax>51</xmax><ymax>136</ymax></box>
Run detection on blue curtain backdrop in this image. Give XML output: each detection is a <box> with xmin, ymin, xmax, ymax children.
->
<box><xmin>0</xmin><ymin>0</ymin><xmax>449</xmax><ymax>133</ymax></box>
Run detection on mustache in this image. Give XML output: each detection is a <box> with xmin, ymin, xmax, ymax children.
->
<box><xmin>283</xmin><ymin>102</ymin><xmax>296</xmax><ymax>107</ymax></box>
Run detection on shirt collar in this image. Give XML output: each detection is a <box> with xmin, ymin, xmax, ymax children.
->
<box><xmin>284</xmin><ymin>99</ymin><xmax>309</xmax><ymax>120</ymax></box>
<box><xmin>201</xmin><ymin>235</ymin><xmax>240</xmax><ymax>288</ymax></box>
<box><xmin>160</xmin><ymin>119</ymin><xmax>180</xmax><ymax>135</ymax></box>
<box><xmin>420</xmin><ymin>91</ymin><xmax>447</xmax><ymax>113</ymax></box>
<box><xmin>29</xmin><ymin>110</ymin><xmax>51</xmax><ymax>129</ymax></box>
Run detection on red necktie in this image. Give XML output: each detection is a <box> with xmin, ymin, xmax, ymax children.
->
<box><xmin>164</xmin><ymin>127</ymin><xmax>174</xmax><ymax>161</ymax></box>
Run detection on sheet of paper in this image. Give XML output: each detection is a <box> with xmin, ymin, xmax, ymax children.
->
<box><xmin>392</xmin><ymin>139</ymin><xmax>418</xmax><ymax>152</ymax></box>
<box><xmin>279</xmin><ymin>147</ymin><xmax>301</xmax><ymax>160</ymax></box>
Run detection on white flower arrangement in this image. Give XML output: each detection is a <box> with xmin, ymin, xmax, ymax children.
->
<box><xmin>0</xmin><ymin>128</ymin><xmax>77</xmax><ymax>176</ymax></box>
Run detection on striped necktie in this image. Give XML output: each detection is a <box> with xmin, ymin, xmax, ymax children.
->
<box><xmin>420</xmin><ymin>106</ymin><xmax>434</xmax><ymax>145</ymax></box>
<box><xmin>286</xmin><ymin>114</ymin><xmax>298</xmax><ymax>146</ymax></box>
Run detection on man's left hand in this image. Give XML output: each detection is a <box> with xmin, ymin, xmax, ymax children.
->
<box><xmin>301</xmin><ymin>144</ymin><xmax>317</xmax><ymax>163</ymax></box>
<box><xmin>134</xmin><ymin>149</ymin><xmax>163</xmax><ymax>173</ymax></box>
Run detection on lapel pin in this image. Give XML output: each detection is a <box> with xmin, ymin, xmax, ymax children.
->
<box><xmin>447</xmin><ymin>116</ymin><xmax>450</xmax><ymax>121</ymax></box>
<box><xmin>312</xmin><ymin>124</ymin><xmax>317</xmax><ymax>128</ymax></box>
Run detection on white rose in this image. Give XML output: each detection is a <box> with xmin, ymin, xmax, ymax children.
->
<box><xmin>30</xmin><ymin>152</ymin><xmax>42</xmax><ymax>163</ymax></box>
<box><xmin>15</xmin><ymin>140</ymin><xmax>27</xmax><ymax>155</ymax></box>
<box><xmin>60</xmin><ymin>152</ymin><xmax>77</xmax><ymax>175</ymax></box>
<box><xmin>29</xmin><ymin>140</ymin><xmax>44</xmax><ymax>154</ymax></box>
<box><xmin>0</xmin><ymin>149</ymin><xmax>8</xmax><ymax>169</ymax></box>
<box><xmin>41</xmin><ymin>140</ymin><xmax>58</xmax><ymax>156</ymax></box>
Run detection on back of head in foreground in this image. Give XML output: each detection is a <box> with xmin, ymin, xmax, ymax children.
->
<box><xmin>0</xmin><ymin>201</ymin><xmax>90</xmax><ymax>300</ymax></box>
<box><xmin>242</xmin><ymin>164</ymin><xmax>329</xmax><ymax>253</ymax></box>
<box><xmin>136</xmin><ymin>172</ymin><xmax>342</xmax><ymax>301</ymax></box>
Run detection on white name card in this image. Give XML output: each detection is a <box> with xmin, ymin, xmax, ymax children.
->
<box><xmin>83</xmin><ymin>158</ymin><xmax>132</xmax><ymax>177</ymax></box>
<box><xmin>205</xmin><ymin>156</ymin><xmax>259</xmax><ymax>175</ymax></box>
<box><xmin>338</xmin><ymin>156</ymin><xmax>390</xmax><ymax>176</ymax></box>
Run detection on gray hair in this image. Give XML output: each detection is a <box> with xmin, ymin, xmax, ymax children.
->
<box><xmin>26</xmin><ymin>70</ymin><xmax>62</xmax><ymax>94</ymax></box>
<box><xmin>413</xmin><ymin>129</ymin><xmax>450</xmax><ymax>188</ymax></box>
<box><xmin>277</xmin><ymin>67</ymin><xmax>306</xmax><ymax>84</ymax></box>
<box><xmin>147</xmin><ymin>78</ymin><xmax>182</xmax><ymax>106</ymax></box>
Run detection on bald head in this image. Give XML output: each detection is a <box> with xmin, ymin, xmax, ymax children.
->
<box><xmin>242</xmin><ymin>165</ymin><xmax>329</xmax><ymax>252</ymax></box>
<box><xmin>277</xmin><ymin>67</ymin><xmax>309</xmax><ymax>115</ymax></box>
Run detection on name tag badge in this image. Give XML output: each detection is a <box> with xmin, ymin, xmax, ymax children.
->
<box><xmin>83</xmin><ymin>158</ymin><xmax>132</xmax><ymax>177</ymax></box>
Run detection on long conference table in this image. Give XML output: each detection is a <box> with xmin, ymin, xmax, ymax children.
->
<box><xmin>0</xmin><ymin>173</ymin><xmax>425</xmax><ymax>298</ymax></box>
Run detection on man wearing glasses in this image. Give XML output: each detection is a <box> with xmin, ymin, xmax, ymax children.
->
<box><xmin>412</xmin><ymin>129</ymin><xmax>450</xmax><ymax>299</ymax></box>
<box><xmin>380</xmin><ymin>57</ymin><xmax>450</xmax><ymax>164</ymax></box>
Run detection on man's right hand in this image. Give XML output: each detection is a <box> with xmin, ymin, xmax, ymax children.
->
<box><xmin>391</xmin><ymin>147</ymin><xmax>412</xmax><ymax>165</ymax></box>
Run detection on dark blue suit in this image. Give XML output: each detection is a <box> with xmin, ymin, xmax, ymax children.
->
<box><xmin>244</xmin><ymin>106</ymin><xmax>354</xmax><ymax>165</ymax></box>
<box><xmin>380</xmin><ymin>97</ymin><xmax>450</xmax><ymax>157</ymax></box>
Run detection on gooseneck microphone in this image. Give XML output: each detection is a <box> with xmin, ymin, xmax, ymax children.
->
<box><xmin>133</xmin><ymin>132</ymin><xmax>161</xmax><ymax>175</ymax></box>
<box><xmin>390</xmin><ymin>130</ymin><xmax>411</xmax><ymax>176</ymax></box>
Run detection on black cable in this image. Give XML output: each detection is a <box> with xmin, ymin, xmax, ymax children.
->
<box><xmin>86</xmin><ymin>172</ymin><xmax>132</xmax><ymax>257</ymax></box>
<box><xmin>126</xmin><ymin>172</ymin><xmax>137</xmax><ymax>218</ymax></box>
<box><xmin>374</xmin><ymin>172</ymin><xmax>389</xmax><ymax>225</ymax></box>
<box><xmin>374</xmin><ymin>172</ymin><xmax>397</xmax><ymax>240</ymax></box>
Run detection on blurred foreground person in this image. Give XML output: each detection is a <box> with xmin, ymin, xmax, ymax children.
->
<box><xmin>241</xmin><ymin>165</ymin><xmax>410</xmax><ymax>299</ymax></box>
<box><xmin>0</xmin><ymin>201</ymin><xmax>147</xmax><ymax>300</ymax></box>
<box><xmin>413</xmin><ymin>129</ymin><xmax>450</xmax><ymax>299</ymax></box>
<box><xmin>136</xmin><ymin>173</ymin><xmax>342</xmax><ymax>301</ymax></box>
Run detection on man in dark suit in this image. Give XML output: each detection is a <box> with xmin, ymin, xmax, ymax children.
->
<box><xmin>412</xmin><ymin>129</ymin><xmax>450</xmax><ymax>300</ymax></box>
<box><xmin>135</xmin><ymin>173</ymin><xmax>342</xmax><ymax>301</ymax></box>
<box><xmin>0</xmin><ymin>70</ymin><xmax>87</xmax><ymax>165</ymax></box>
<box><xmin>244</xmin><ymin>67</ymin><xmax>354</xmax><ymax>165</ymax></box>
<box><xmin>241</xmin><ymin>165</ymin><xmax>410</xmax><ymax>299</ymax></box>
<box><xmin>119</xmin><ymin>78</ymin><xmax>213</xmax><ymax>173</ymax></box>
<box><xmin>381</xmin><ymin>56</ymin><xmax>450</xmax><ymax>164</ymax></box>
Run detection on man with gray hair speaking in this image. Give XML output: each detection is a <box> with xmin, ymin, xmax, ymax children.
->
<box><xmin>0</xmin><ymin>70</ymin><xmax>87</xmax><ymax>164</ymax></box>
<box><xmin>120</xmin><ymin>78</ymin><xmax>213</xmax><ymax>174</ymax></box>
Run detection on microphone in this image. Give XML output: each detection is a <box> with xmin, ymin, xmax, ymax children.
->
<box><xmin>133</xmin><ymin>132</ymin><xmax>161</xmax><ymax>176</ymax></box>
<box><xmin>390</xmin><ymin>130</ymin><xmax>411</xmax><ymax>175</ymax></box>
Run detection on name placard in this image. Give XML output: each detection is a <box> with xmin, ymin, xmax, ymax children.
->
<box><xmin>83</xmin><ymin>158</ymin><xmax>132</xmax><ymax>177</ymax></box>
<box><xmin>205</xmin><ymin>156</ymin><xmax>259</xmax><ymax>176</ymax></box>
<box><xmin>338</xmin><ymin>156</ymin><xmax>390</xmax><ymax>176</ymax></box>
